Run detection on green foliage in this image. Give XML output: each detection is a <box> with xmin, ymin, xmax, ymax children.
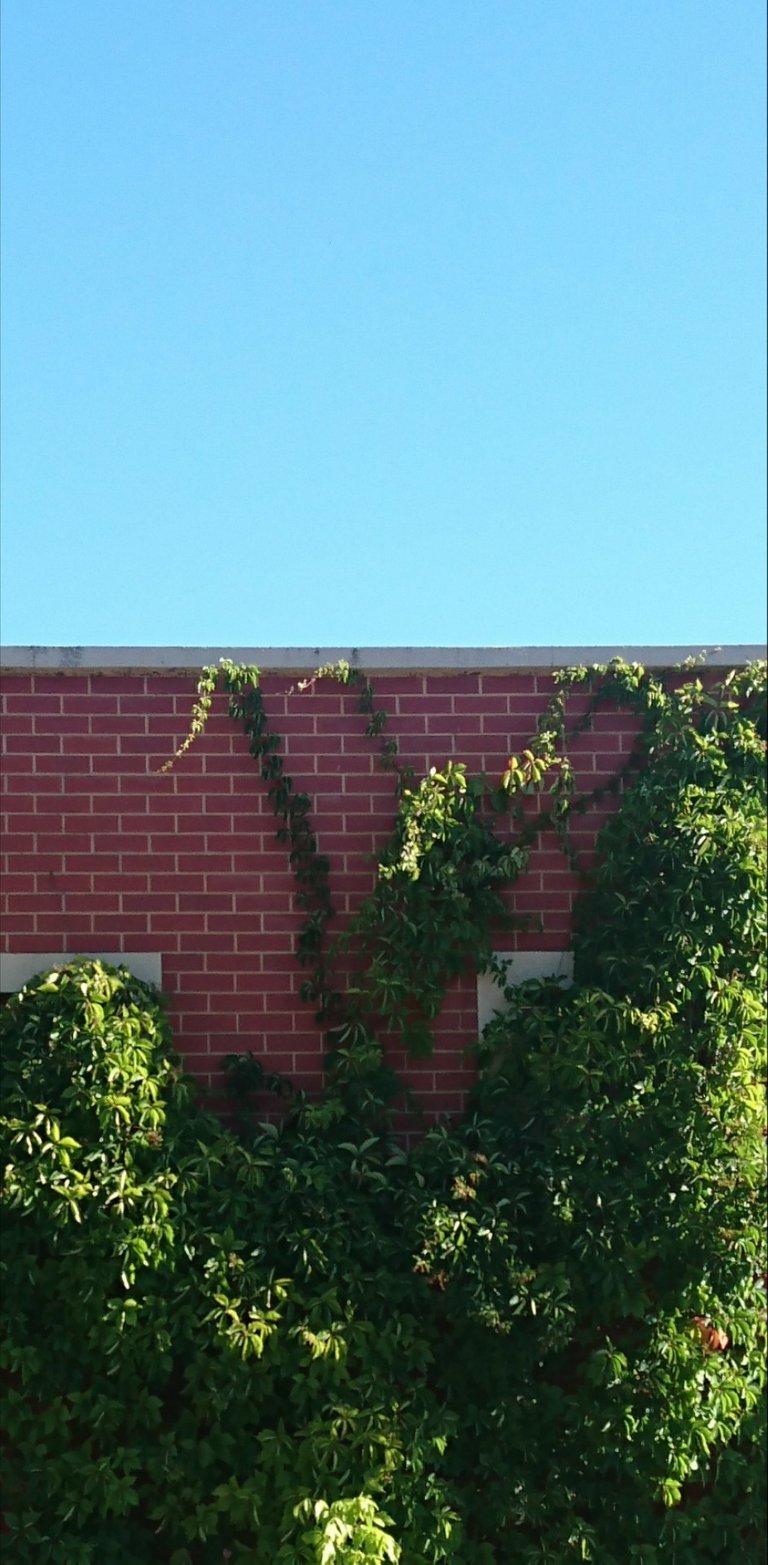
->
<box><xmin>288</xmin><ymin>1496</ymin><xmax>401</xmax><ymax>1564</ymax></box>
<box><xmin>571</xmin><ymin>664</ymin><xmax>767</xmax><ymax>1008</ymax></box>
<box><xmin>2</xmin><ymin>660</ymin><xmax>766</xmax><ymax>1561</ymax></box>
<box><xmin>336</xmin><ymin>762</ymin><xmax>528</xmax><ymax>1055</ymax></box>
<box><xmin>0</xmin><ymin>962</ymin><xmax>457</xmax><ymax>1563</ymax></box>
<box><xmin>449</xmin><ymin>661</ymin><xmax>767</xmax><ymax>1559</ymax></box>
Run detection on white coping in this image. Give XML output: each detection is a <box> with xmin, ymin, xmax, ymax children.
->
<box><xmin>1</xmin><ymin>645</ymin><xmax>764</xmax><ymax>674</ymax></box>
<box><xmin>0</xmin><ymin>952</ymin><xmax>162</xmax><ymax>992</ymax></box>
<box><xmin>477</xmin><ymin>950</ymin><xmax>575</xmax><ymax>1032</ymax></box>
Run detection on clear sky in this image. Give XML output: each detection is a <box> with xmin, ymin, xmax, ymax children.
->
<box><xmin>1</xmin><ymin>0</ymin><xmax>765</xmax><ymax>649</ymax></box>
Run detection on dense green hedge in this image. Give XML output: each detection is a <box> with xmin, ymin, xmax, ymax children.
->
<box><xmin>1</xmin><ymin>662</ymin><xmax>765</xmax><ymax>1562</ymax></box>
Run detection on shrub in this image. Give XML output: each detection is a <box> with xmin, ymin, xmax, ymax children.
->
<box><xmin>0</xmin><ymin>962</ymin><xmax>454</xmax><ymax>1563</ymax></box>
<box><xmin>423</xmin><ymin>662</ymin><xmax>767</xmax><ymax>1560</ymax></box>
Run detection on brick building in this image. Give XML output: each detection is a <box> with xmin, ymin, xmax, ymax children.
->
<box><xmin>1</xmin><ymin>645</ymin><xmax>761</xmax><ymax>1121</ymax></box>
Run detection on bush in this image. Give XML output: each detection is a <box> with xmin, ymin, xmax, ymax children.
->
<box><xmin>0</xmin><ymin>962</ymin><xmax>454</xmax><ymax>1563</ymax></box>
<box><xmin>1</xmin><ymin>663</ymin><xmax>765</xmax><ymax>1562</ymax></box>
<box><xmin>428</xmin><ymin>662</ymin><xmax>767</xmax><ymax>1560</ymax></box>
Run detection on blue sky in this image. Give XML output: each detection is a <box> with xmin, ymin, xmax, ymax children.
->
<box><xmin>1</xmin><ymin>0</ymin><xmax>765</xmax><ymax>649</ymax></box>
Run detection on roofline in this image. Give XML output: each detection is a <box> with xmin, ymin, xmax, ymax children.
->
<box><xmin>1</xmin><ymin>645</ymin><xmax>765</xmax><ymax>675</ymax></box>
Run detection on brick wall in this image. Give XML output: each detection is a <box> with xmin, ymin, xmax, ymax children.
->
<box><xmin>0</xmin><ymin>658</ymin><xmax>668</xmax><ymax>1120</ymax></box>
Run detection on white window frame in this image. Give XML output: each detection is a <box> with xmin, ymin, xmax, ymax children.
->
<box><xmin>477</xmin><ymin>949</ymin><xmax>574</xmax><ymax>1032</ymax></box>
<box><xmin>0</xmin><ymin>952</ymin><xmax>162</xmax><ymax>993</ymax></box>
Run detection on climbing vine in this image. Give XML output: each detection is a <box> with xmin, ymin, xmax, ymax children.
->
<box><xmin>157</xmin><ymin>655</ymin><xmax>580</xmax><ymax>1071</ymax></box>
<box><xmin>162</xmin><ymin>655</ymin><xmax>751</xmax><ymax>1062</ymax></box>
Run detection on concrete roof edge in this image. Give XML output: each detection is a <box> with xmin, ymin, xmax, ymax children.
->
<box><xmin>1</xmin><ymin>645</ymin><xmax>765</xmax><ymax>674</ymax></box>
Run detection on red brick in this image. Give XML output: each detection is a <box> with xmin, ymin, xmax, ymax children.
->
<box><xmin>5</xmin><ymin>891</ymin><xmax>54</xmax><ymax>913</ymax></box>
<box><xmin>118</xmin><ymin>694</ymin><xmax>170</xmax><ymax>715</ymax></box>
<box><xmin>482</xmin><ymin>714</ymin><xmax>526</xmax><ymax>736</ymax></box>
<box><xmin>44</xmin><ymin>836</ymin><xmax>93</xmax><ymax>857</ymax></box>
<box><xmin>4</xmin><ymin>692</ymin><xmax>62</xmax><ymax>713</ymax></box>
<box><xmin>117</xmin><ymin>814</ymin><xmax>153</xmax><ymax>837</ymax></box>
<box><xmin>480</xmin><ymin>674</ymin><xmax>537</xmax><ymax>695</ymax></box>
<box><xmin>32</xmin><ymin>917</ymin><xmax>120</xmax><ymax>938</ymax></box>
<box><xmin>151</xmin><ymin>914</ymin><xmax>209</xmax><ymax>933</ymax></box>
<box><xmin>69</xmin><ymin>813</ymin><xmax>120</xmax><ymax>835</ymax></box>
<box><xmin>535</xmin><ymin>870</ymin><xmax>581</xmax><ymax>892</ymax></box>
<box><xmin>3</xmin><ymin>735</ymin><xmax>62</xmax><ymax>754</ymax></box>
<box><xmin>175</xmin><ymin>771</ymin><xmax>235</xmax><ymax>797</ymax></box>
<box><xmin>431</xmin><ymin>1069</ymin><xmax>476</xmax><ymax>1091</ymax></box>
<box><xmin>1</xmin><ymin>935</ymin><xmax>58</xmax><ymax>953</ymax></box>
<box><xmin>60</xmin><ymin>694</ymin><xmax>119</xmax><ymax>716</ymax></box>
<box><xmin>60</xmin><ymin>736</ymin><xmax>119</xmax><ymax>755</ymax></box>
<box><xmin>443</xmin><ymin>734</ymin><xmax>489</xmax><ymax>754</ymax></box>
<box><xmin>175</xmin><ymin>1014</ymin><xmax>218</xmax><ymax>1036</ymax></box>
<box><xmin>206</xmin><ymin>913</ymin><xmax>257</xmax><ymax>933</ymax></box>
<box><xmin>176</xmin><ymin>814</ymin><xmax>231</xmax><ymax>834</ymax></box>
<box><xmin>92</xmin><ymin>715</ymin><xmax>149</xmax><ymax>736</ymax></box>
<box><xmin>280</xmin><ymin>713</ymin><xmax>318</xmax><ymax>735</ymax></box>
<box><xmin>87</xmin><ymin>674</ymin><xmax>145</xmax><ymax>695</ymax></box>
<box><xmin>64</xmin><ymin>893</ymin><xmax>122</xmax><ymax>914</ymax></box>
<box><xmin>55</xmin><ymin>714</ymin><xmax>95</xmax><ymax>736</ymax></box>
<box><xmin>150</xmin><ymin>872</ymin><xmax>202</xmax><ymax>892</ymax></box>
<box><xmin>2</xmin><ymin>841</ymin><xmax>36</xmax><ymax>860</ymax></box>
<box><xmin>179</xmin><ymin>893</ymin><xmax>233</xmax><ymax>913</ymax></box>
<box><xmin>335</xmin><ymin>749</ymin><xmax>376</xmax><ymax>772</ymax></box>
<box><xmin>395</xmin><ymin>693</ymin><xmax>452</xmax><ymax>714</ymax></box>
<box><xmin>172</xmin><ymin>992</ymin><xmax>212</xmax><ymax>1014</ymax></box>
<box><xmin>122</xmin><ymin>852</ymin><xmax>176</xmax><ymax>872</ymax></box>
<box><xmin>177</xmin><ymin>852</ymin><xmax>235</xmax><ymax>872</ymax></box>
<box><xmin>203</xmin><ymin>871</ymin><xmax>259</xmax><ymax>892</ymax></box>
<box><xmin>318</xmin><ymin>833</ymin><xmax>376</xmax><ymax>855</ymax></box>
<box><xmin>121</xmin><ymin>892</ymin><xmax>177</xmax><ymax>913</ymax></box>
<box><xmin>375</xmin><ymin>676</ymin><xmax>426</xmax><ymax>696</ymax></box>
<box><xmin>80</xmin><ymin>774</ymin><xmax>120</xmax><ymax>795</ymax></box>
<box><xmin>94</xmin><ymin>835</ymin><xmax>149</xmax><ymax>856</ymax></box>
<box><xmin>387</xmin><ymin>713</ymin><xmax>428</xmax><ymax>734</ymax></box>
<box><xmin>141</xmin><ymin>718</ymin><xmax>184</xmax><ymax>742</ymax></box>
<box><xmin>229</xmin><ymin>973</ymin><xmax>270</xmax><ymax>996</ymax></box>
<box><xmin>86</xmin><ymin>757</ymin><xmax>137</xmax><ymax>777</ymax></box>
<box><xmin>179</xmin><ymin>932</ymin><xmax>242</xmax><ymax>952</ymax></box>
<box><xmin>454</xmin><ymin>693</ymin><xmax>511</xmax><ymax>713</ymax></box>
<box><xmin>245</xmin><ymin>923</ymin><xmax>295</xmax><ymax>946</ymax></box>
<box><xmin>218</xmin><ymin>993</ymin><xmax>268</xmax><ymax>1016</ymax></box>
<box><xmin>26</xmin><ymin>775</ymin><xmax>65</xmax><ymax>794</ymax></box>
<box><xmin>28</xmin><ymin>675</ymin><xmax>82</xmax><ymax>696</ymax></box>
<box><xmin>424</xmin><ymin>676</ymin><xmax>480</xmax><ymax>696</ymax></box>
<box><xmin>116</xmin><ymin>736</ymin><xmax>154</xmax><ymax>756</ymax></box>
<box><xmin>36</xmin><ymin>754</ymin><xmax>92</xmax><ymax>774</ymax></box>
<box><xmin>259</xmin><ymin>953</ymin><xmax>299</xmax><ymax>975</ymax></box>
<box><xmin>116</xmin><ymin>777</ymin><xmax>158</xmax><ymax>797</ymax></box>
<box><xmin>1</xmin><ymin>874</ymin><xmax>32</xmax><ymax>892</ymax></box>
<box><xmin>312</xmin><ymin>713</ymin><xmax>372</xmax><ymax>735</ymax></box>
<box><xmin>503</xmin><ymin>695</ymin><xmax>545</xmax><ymax>717</ymax></box>
<box><xmin>10</xmin><ymin>811</ymin><xmax>62</xmax><ymax>835</ymax></box>
<box><xmin>61</xmin><ymin>801</ymin><xmax>112</xmax><ymax>826</ymax></box>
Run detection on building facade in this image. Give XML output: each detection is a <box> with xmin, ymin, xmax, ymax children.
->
<box><xmin>2</xmin><ymin>644</ymin><xmax>760</xmax><ymax>1121</ymax></box>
